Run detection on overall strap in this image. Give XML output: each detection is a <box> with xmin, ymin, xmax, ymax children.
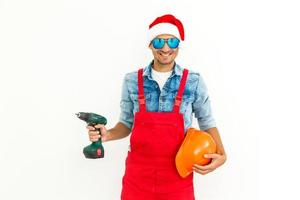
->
<box><xmin>138</xmin><ymin>68</ymin><xmax>146</xmax><ymax>112</ymax></box>
<box><xmin>173</xmin><ymin>69</ymin><xmax>189</xmax><ymax>113</ymax></box>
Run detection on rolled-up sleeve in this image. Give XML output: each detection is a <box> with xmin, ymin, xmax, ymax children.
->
<box><xmin>192</xmin><ymin>74</ymin><xmax>216</xmax><ymax>130</ymax></box>
<box><xmin>119</xmin><ymin>75</ymin><xmax>134</xmax><ymax>130</ymax></box>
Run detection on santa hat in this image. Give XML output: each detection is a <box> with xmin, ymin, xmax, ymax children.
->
<box><xmin>148</xmin><ymin>14</ymin><xmax>185</xmax><ymax>45</ymax></box>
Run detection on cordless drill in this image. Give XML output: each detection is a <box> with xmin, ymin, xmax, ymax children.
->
<box><xmin>76</xmin><ymin>112</ymin><xmax>107</xmax><ymax>159</ymax></box>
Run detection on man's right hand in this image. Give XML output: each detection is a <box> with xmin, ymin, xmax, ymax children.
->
<box><xmin>86</xmin><ymin>124</ymin><xmax>109</xmax><ymax>142</ymax></box>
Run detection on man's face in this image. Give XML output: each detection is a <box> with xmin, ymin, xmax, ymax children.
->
<box><xmin>149</xmin><ymin>34</ymin><xmax>179</xmax><ymax>66</ymax></box>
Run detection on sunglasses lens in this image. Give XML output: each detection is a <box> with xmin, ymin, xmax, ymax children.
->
<box><xmin>152</xmin><ymin>38</ymin><xmax>165</xmax><ymax>49</ymax></box>
<box><xmin>167</xmin><ymin>38</ymin><xmax>180</xmax><ymax>49</ymax></box>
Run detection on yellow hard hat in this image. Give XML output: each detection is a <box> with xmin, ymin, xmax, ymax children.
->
<box><xmin>175</xmin><ymin>128</ymin><xmax>217</xmax><ymax>178</ymax></box>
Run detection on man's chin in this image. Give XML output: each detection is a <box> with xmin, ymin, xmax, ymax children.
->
<box><xmin>157</xmin><ymin>59</ymin><xmax>174</xmax><ymax>66</ymax></box>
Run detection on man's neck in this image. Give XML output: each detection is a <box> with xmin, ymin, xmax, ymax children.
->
<box><xmin>152</xmin><ymin>60</ymin><xmax>175</xmax><ymax>72</ymax></box>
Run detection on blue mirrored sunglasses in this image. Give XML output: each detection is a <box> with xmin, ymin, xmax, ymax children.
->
<box><xmin>151</xmin><ymin>37</ymin><xmax>180</xmax><ymax>49</ymax></box>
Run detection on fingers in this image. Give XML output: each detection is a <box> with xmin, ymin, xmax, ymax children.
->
<box><xmin>204</xmin><ymin>153</ymin><xmax>220</xmax><ymax>159</ymax></box>
<box><xmin>88</xmin><ymin>130</ymin><xmax>100</xmax><ymax>142</ymax></box>
<box><xmin>88</xmin><ymin>130</ymin><xmax>100</xmax><ymax>136</ymax></box>
<box><xmin>86</xmin><ymin>124</ymin><xmax>106</xmax><ymax>130</ymax></box>
<box><xmin>90</xmin><ymin>134</ymin><xmax>101</xmax><ymax>142</ymax></box>
<box><xmin>95</xmin><ymin>124</ymin><xmax>107</xmax><ymax>136</ymax></box>
<box><xmin>94</xmin><ymin>124</ymin><xmax>106</xmax><ymax>130</ymax></box>
<box><xmin>193</xmin><ymin>164</ymin><xmax>216</xmax><ymax>175</ymax></box>
<box><xmin>86</xmin><ymin>125</ymin><xmax>95</xmax><ymax>130</ymax></box>
<box><xmin>192</xmin><ymin>154</ymin><xmax>221</xmax><ymax>175</ymax></box>
<box><xmin>194</xmin><ymin>163</ymin><xmax>214</xmax><ymax>171</ymax></box>
<box><xmin>86</xmin><ymin>124</ymin><xmax>105</xmax><ymax>129</ymax></box>
<box><xmin>86</xmin><ymin>124</ymin><xmax>107</xmax><ymax>142</ymax></box>
<box><xmin>94</xmin><ymin>124</ymin><xmax>105</xmax><ymax>128</ymax></box>
<box><xmin>193</xmin><ymin>166</ymin><xmax>214</xmax><ymax>175</ymax></box>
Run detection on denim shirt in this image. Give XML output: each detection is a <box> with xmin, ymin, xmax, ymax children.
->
<box><xmin>119</xmin><ymin>62</ymin><xmax>216</xmax><ymax>132</ymax></box>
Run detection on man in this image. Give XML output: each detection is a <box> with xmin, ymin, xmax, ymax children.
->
<box><xmin>87</xmin><ymin>14</ymin><xmax>226</xmax><ymax>199</ymax></box>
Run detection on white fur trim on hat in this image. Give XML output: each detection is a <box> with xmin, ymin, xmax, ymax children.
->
<box><xmin>148</xmin><ymin>23</ymin><xmax>181</xmax><ymax>43</ymax></box>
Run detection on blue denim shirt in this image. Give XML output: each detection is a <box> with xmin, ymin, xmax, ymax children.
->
<box><xmin>119</xmin><ymin>62</ymin><xmax>216</xmax><ymax>132</ymax></box>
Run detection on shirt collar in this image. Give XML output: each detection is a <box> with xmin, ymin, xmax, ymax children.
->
<box><xmin>143</xmin><ymin>60</ymin><xmax>183</xmax><ymax>79</ymax></box>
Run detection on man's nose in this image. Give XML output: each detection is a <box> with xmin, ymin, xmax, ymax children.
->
<box><xmin>161</xmin><ymin>42</ymin><xmax>171</xmax><ymax>52</ymax></box>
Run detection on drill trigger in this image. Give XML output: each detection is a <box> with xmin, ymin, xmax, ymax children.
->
<box><xmin>97</xmin><ymin>148</ymin><xmax>102</xmax><ymax>156</ymax></box>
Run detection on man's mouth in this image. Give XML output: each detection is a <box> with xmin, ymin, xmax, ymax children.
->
<box><xmin>159</xmin><ymin>51</ymin><xmax>173</xmax><ymax>58</ymax></box>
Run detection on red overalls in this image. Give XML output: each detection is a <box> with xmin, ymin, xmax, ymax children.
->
<box><xmin>121</xmin><ymin>68</ymin><xmax>195</xmax><ymax>200</ymax></box>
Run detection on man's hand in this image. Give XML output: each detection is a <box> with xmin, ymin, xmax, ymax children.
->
<box><xmin>86</xmin><ymin>124</ymin><xmax>110</xmax><ymax>142</ymax></box>
<box><xmin>193</xmin><ymin>153</ymin><xmax>226</xmax><ymax>175</ymax></box>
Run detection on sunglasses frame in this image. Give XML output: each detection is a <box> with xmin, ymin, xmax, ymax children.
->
<box><xmin>151</xmin><ymin>37</ymin><xmax>180</xmax><ymax>49</ymax></box>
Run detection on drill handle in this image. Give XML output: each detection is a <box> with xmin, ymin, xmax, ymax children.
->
<box><xmin>88</xmin><ymin>123</ymin><xmax>102</xmax><ymax>143</ymax></box>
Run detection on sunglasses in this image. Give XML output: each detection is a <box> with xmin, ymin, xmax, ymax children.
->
<box><xmin>151</xmin><ymin>37</ymin><xmax>180</xmax><ymax>49</ymax></box>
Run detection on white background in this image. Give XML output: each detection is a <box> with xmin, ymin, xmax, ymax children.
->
<box><xmin>0</xmin><ymin>0</ymin><xmax>299</xmax><ymax>199</ymax></box>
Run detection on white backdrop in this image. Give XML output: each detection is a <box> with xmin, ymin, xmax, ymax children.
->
<box><xmin>1</xmin><ymin>0</ymin><xmax>299</xmax><ymax>200</ymax></box>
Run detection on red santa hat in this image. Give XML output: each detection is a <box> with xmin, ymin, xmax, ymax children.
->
<box><xmin>148</xmin><ymin>14</ymin><xmax>185</xmax><ymax>44</ymax></box>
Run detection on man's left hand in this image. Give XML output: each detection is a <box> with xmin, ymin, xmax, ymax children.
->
<box><xmin>193</xmin><ymin>153</ymin><xmax>226</xmax><ymax>175</ymax></box>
